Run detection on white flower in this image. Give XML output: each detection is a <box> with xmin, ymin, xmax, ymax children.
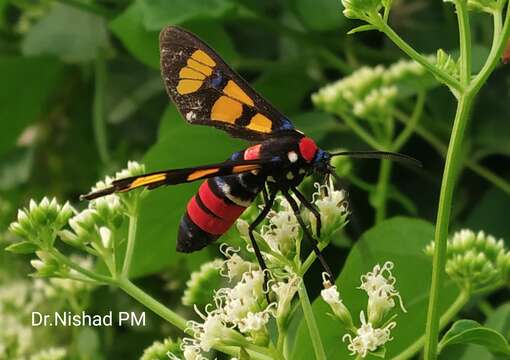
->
<box><xmin>30</xmin><ymin>347</ymin><xmax>67</xmax><ymax>360</ymax></box>
<box><xmin>359</xmin><ymin>261</ymin><xmax>405</xmax><ymax>324</ymax></box>
<box><xmin>219</xmin><ymin>245</ymin><xmax>256</xmax><ymax>282</ymax></box>
<box><xmin>343</xmin><ymin>311</ymin><xmax>395</xmax><ymax>358</ymax></box>
<box><xmin>238</xmin><ymin>311</ymin><xmax>270</xmax><ymax>333</ymax></box>
<box><xmin>114</xmin><ymin>160</ymin><xmax>145</xmax><ymax>180</ymax></box>
<box><xmin>261</xmin><ymin>196</ymin><xmax>300</xmax><ymax>256</ymax></box>
<box><xmin>181</xmin><ymin>339</ymin><xmax>207</xmax><ymax>360</ymax></box>
<box><xmin>99</xmin><ymin>226</ymin><xmax>112</xmax><ymax>248</ymax></box>
<box><xmin>311</xmin><ymin>177</ymin><xmax>349</xmax><ymax>237</ymax></box>
<box><xmin>187</xmin><ymin>308</ymin><xmax>234</xmax><ymax>352</ymax></box>
<box><xmin>321</xmin><ymin>284</ymin><xmax>341</xmax><ymax>305</ymax></box>
<box><xmin>320</xmin><ymin>280</ymin><xmax>353</xmax><ymax>327</ymax></box>
<box><xmin>271</xmin><ymin>276</ymin><xmax>299</xmax><ymax>318</ymax></box>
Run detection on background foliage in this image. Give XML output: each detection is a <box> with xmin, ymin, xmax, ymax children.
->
<box><xmin>1</xmin><ymin>0</ymin><xmax>509</xmax><ymax>358</ymax></box>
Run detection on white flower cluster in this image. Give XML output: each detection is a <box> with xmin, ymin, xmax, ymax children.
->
<box><xmin>312</xmin><ymin>59</ymin><xmax>430</xmax><ymax>122</ymax></box>
<box><xmin>321</xmin><ymin>261</ymin><xmax>404</xmax><ymax>358</ymax></box>
<box><xmin>260</xmin><ymin>196</ymin><xmax>300</xmax><ymax>257</ymax></box>
<box><xmin>311</xmin><ymin>176</ymin><xmax>349</xmax><ymax>237</ymax></box>
<box><xmin>343</xmin><ymin>312</ymin><xmax>395</xmax><ymax>358</ymax></box>
<box><xmin>179</xmin><ymin>246</ymin><xmax>300</xmax><ymax>359</ymax></box>
<box><xmin>140</xmin><ymin>337</ymin><xmax>181</xmax><ymax>360</ymax></box>
<box><xmin>425</xmin><ymin>229</ymin><xmax>510</xmax><ymax>290</ymax></box>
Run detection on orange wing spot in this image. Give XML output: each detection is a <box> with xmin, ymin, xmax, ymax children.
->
<box><xmin>179</xmin><ymin>67</ymin><xmax>206</xmax><ymax>80</ymax></box>
<box><xmin>187</xmin><ymin>168</ymin><xmax>219</xmax><ymax>181</ymax></box>
<box><xmin>247</xmin><ymin>113</ymin><xmax>272</xmax><ymax>133</ymax></box>
<box><xmin>232</xmin><ymin>164</ymin><xmax>260</xmax><ymax>173</ymax></box>
<box><xmin>127</xmin><ymin>174</ymin><xmax>167</xmax><ymax>190</ymax></box>
<box><xmin>223</xmin><ymin>80</ymin><xmax>254</xmax><ymax>106</ymax></box>
<box><xmin>177</xmin><ymin>79</ymin><xmax>203</xmax><ymax>94</ymax></box>
<box><xmin>211</xmin><ymin>96</ymin><xmax>243</xmax><ymax>124</ymax></box>
<box><xmin>192</xmin><ymin>49</ymin><xmax>216</xmax><ymax>67</ymax></box>
<box><xmin>187</xmin><ymin>58</ymin><xmax>213</xmax><ymax>76</ymax></box>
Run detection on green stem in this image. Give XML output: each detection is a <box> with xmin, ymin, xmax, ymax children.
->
<box><xmin>424</xmin><ymin>91</ymin><xmax>475</xmax><ymax>360</ymax></box>
<box><xmin>392</xmin><ymin>91</ymin><xmax>425</xmax><ymax>151</ymax></box>
<box><xmin>49</xmin><ymin>249</ymin><xmax>113</xmax><ymax>284</ymax></box>
<box><xmin>394</xmin><ymin>289</ymin><xmax>470</xmax><ymax>360</ymax></box>
<box><xmin>424</xmin><ymin>6</ymin><xmax>510</xmax><ymax>358</ymax></box>
<box><xmin>117</xmin><ymin>279</ymin><xmax>273</xmax><ymax>360</ymax></box>
<box><xmin>455</xmin><ymin>0</ymin><xmax>472</xmax><ymax>86</ymax></box>
<box><xmin>341</xmin><ymin>113</ymin><xmax>385</xmax><ymax>150</ymax></box>
<box><xmin>394</xmin><ymin>111</ymin><xmax>510</xmax><ymax>195</ymax></box>
<box><xmin>121</xmin><ymin>205</ymin><xmax>139</xmax><ymax>278</ymax></box>
<box><xmin>93</xmin><ymin>54</ymin><xmax>110</xmax><ymax>165</ymax></box>
<box><xmin>374</xmin><ymin>159</ymin><xmax>392</xmax><ymax>223</ymax></box>
<box><xmin>297</xmin><ymin>279</ymin><xmax>327</xmax><ymax>360</ymax></box>
<box><xmin>375</xmin><ymin>18</ymin><xmax>462</xmax><ymax>93</ymax></box>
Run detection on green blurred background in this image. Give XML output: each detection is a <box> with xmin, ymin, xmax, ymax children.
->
<box><xmin>1</xmin><ymin>0</ymin><xmax>509</xmax><ymax>358</ymax></box>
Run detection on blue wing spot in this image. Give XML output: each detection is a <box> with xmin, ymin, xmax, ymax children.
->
<box><xmin>271</xmin><ymin>156</ymin><xmax>281</xmax><ymax>162</ymax></box>
<box><xmin>230</xmin><ymin>151</ymin><xmax>242</xmax><ymax>161</ymax></box>
<box><xmin>279</xmin><ymin>117</ymin><xmax>294</xmax><ymax>130</ymax></box>
<box><xmin>211</xmin><ymin>71</ymin><xmax>223</xmax><ymax>89</ymax></box>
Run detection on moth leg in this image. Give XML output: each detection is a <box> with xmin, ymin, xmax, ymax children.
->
<box><xmin>292</xmin><ymin>187</ymin><xmax>322</xmax><ymax>238</ymax></box>
<box><xmin>249</xmin><ymin>190</ymin><xmax>276</xmax><ymax>302</ymax></box>
<box><xmin>282</xmin><ymin>191</ymin><xmax>335</xmax><ymax>284</ymax></box>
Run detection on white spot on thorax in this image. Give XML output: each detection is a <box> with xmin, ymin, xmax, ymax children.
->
<box><xmin>222</xmin><ymin>183</ymin><xmax>250</xmax><ymax>207</ymax></box>
<box><xmin>288</xmin><ymin>151</ymin><xmax>298</xmax><ymax>163</ymax></box>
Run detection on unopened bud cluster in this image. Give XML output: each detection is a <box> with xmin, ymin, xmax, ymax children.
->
<box><xmin>425</xmin><ymin>229</ymin><xmax>510</xmax><ymax>291</ymax></box>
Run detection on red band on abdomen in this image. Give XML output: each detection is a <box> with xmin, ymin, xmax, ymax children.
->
<box><xmin>244</xmin><ymin>144</ymin><xmax>261</xmax><ymax>160</ymax></box>
<box><xmin>187</xmin><ymin>196</ymin><xmax>232</xmax><ymax>235</ymax></box>
<box><xmin>199</xmin><ymin>181</ymin><xmax>245</xmax><ymax>222</ymax></box>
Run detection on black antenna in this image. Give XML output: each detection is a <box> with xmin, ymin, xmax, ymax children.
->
<box><xmin>329</xmin><ymin>150</ymin><xmax>422</xmax><ymax>168</ymax></box>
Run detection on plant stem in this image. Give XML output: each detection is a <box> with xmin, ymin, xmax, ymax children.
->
<box><xmin>50</xmin><ymin>248</ymin><xmax>113</xmax><ymax>284</ymax></box>
<box><xmin>393</xmin><ymin>289</ymin><xmax>470</xmax><ymax>360</ymax></box>
<box><xmin>297</xmin><ymin>279</ymin><xmax>327</xmax><ymax>360</ymax></box>
<box><xmin>376</xmin><ymin>19</ymin><xmax>462</xmax><ymax>93</ymax></box>
<box><xmin>424</xmin><ymin>5</ymin><xmax>510</xmax><ymax>358</ymax></box>
<box><xmin>93</xmin><ymin>54</ymin><xmax>110</xmax><ymax>165</ymax></box>
<box><xmin>424</xmin><ymin>91</ymin><xmax>475</xmax><ymax>360</ymax></box>
<box><xmin>392</xmin><ymin>92</ymin><xmax>425</xmax><ymax>151</ymax></box>
<box><xmin>394</xmin><ymin>111</ymin><xmax>510</xmax><ymax>195</ymax></box>
<box><xmin>341</xmin><ymin>113</ymin><xmax>385</xmax><ymax>150</ymax></box>
<box><xmin>374</xmin><ymin>159</ymin><xmax>392</xmax><ymax>223</ymax></box>
<box><xmin>121</xmin><ymin>204</ymin><xmax>139</xmax><ymax>278</ymax></box>
<box><xmin>455</xmin><ymin>0</ymin><xmax>472</xmax><ymax>86</ymax></box>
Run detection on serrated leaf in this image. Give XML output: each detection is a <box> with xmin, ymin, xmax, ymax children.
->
<box><xmin>439</xmin><ymin>319</ymin><xmax>510</xmax><ymax>355</ymax></box>
<box><xmin>347</xmin><ymin>24</ymin><xmax>377</xmax><ymax>34</ymax></box>
<box><xmin>5</xmin><ymin>241</ymin><xmax>39</xmax><ymax>254</ymax></box>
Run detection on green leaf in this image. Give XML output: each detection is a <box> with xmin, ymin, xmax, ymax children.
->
<box><xmin>21</xmin><ymin>3</ymin><xmax>109</xmax><ymax>63</ymax></box>
<box><xmin>110</xmin><ymin>1</ymin><xmax>160</xmax><ymax>69</ymax></box>
<box><xmin>291</xmin><ymin>217</ymin><xmax>459</xmax><ymax>359</ymax></box>
<box><xmin>0</xmin><ymin>56</ymin><xmax>61</xmax><ymax>156</ymax></box>
<box><xmin>5</xmin><ymin>241</ymin><xmax>39</xmax><ymax>254</ymax></box>
<box><xmin>110</xmin><ymin>3</ymin><xmax>238</xmax><ymax>70</ymax></box>
<box><xmin>464</xmin><ymin>187</ymin><xmax>510</xmax><ymax>241</ymax></box>
<box><xmin>129</xmin><ymin>106</ymin><xmax>246</xmax><ymax>277</ymax></box>
<box><xmin>139</xmin><ymin>0</ymin><xmax>235</xmax><ymax>31</ymax></box>
<box><xmin>294</xmin><ymin>0</ymin><xmax>346</xmax><ymax>31</ymax></box>
<box><xmin>439</xmin><ymin>320</ymin><xmax>510</xmax><ymax>355</ymax></box>
<box><xmin>254</xmin><ymin>63</ymin><xmax>315</xmax><ymax>115</ymax></box>
<box><xmin>347</xmin><ymin>24</ymin><xmax>377</xmax><ymax>34</ymax></box>
<box><xmin>460</xmin><ymin>304</ymin><xmax>510</xmax><ymax>359</ymax></box>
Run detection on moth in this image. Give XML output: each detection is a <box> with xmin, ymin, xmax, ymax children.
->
<box><xmin>82</xmin><ymin>26</ymin><xmax>419</xmax><ymax>283</ymax></box>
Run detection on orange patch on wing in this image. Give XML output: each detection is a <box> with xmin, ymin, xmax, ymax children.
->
<box><xmin>187</xmin><ymin>168</ymin><xmax>219</xmax><ymax>181</ymax></box>
<box><xmin>223</xmin><ymin>80</ymin><xmax>254</xmax><ymax>106</ymax></box>
<box><xmin>187</xmin><ymin>58</ymin><xmax>213</xmax><ymax>76</ymax></box>
<box><xmin>191</xmin><ymin>49</ymin><xmax>216</xmax><ymax>67</ymax></box>
<box><xmin>127</xmin><ymin>174</ymin><xmax>167</xmax><ymax>189</ymax></box>
<box><xmin>211</xmin><ymin>96</ymin><xmax>243</xmax><ymax>124</ymax></box>
<box><xmin>232</xmin><ymin>164</ymin><xmax>260</xmax><ymax>173</ymax></box>
<box><xmin>247</xmin><ymin>113</ymin><xmax>272</xmax><ymax>133</ymax></box>
<box><xmin>179</xmin><ymin>67</ymin><xmax>206</xmax><ymax>80</ymax></box>
<box><xmin>177</xmin><ymin>79</ymin><xmax>203</xmax><ymax>94</ymax></box>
